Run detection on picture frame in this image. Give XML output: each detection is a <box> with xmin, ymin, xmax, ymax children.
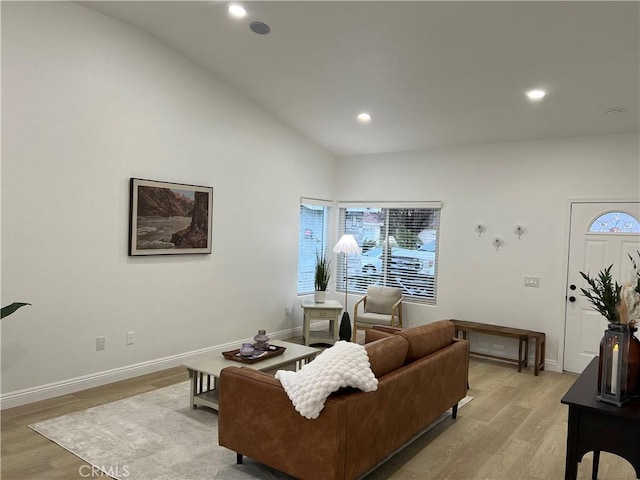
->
<box><xmin>129</xmin><ymin>178</ymin><xmax>213</xmax><ymax>256</ymax></box>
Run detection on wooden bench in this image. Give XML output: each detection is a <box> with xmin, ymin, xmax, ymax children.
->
<box><xmin>450</xmin><ymin>319</ymin><xmax>545</xmax><ymax>376</ymax></box>
<box><xmin>528</xmin><ymin>330</ymin><xmax>546</xmax><ymax>376</ymax></box>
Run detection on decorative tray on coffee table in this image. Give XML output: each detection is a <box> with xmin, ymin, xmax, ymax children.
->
<box><xmin>221</xmin><ymin>345</ymin><xmax>286</xmax><ymax>364</ymax></box>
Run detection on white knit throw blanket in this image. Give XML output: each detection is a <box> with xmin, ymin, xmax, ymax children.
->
<box><xmin>275</xmin><ymin>341</ymin><xmax>378</xmax><ymax>419</ymax></box>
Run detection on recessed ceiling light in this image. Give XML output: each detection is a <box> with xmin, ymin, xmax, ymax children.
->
<box><xmin>357</xmin><ymin>112</ymin><xmax>372</xmax><ymax>123</ymax></box>
<box><xmin>249</xmin><ymin>21</ymin><xmax>271</xmax><ymax>35</ymax></box>
<box><xmin>526</xmin><ymin>89</ymin><xmax>546</xmax><ymax>101</ymax></box>
<box><xmin>606</xmin><ymin>108</ymin><xmax>624</xmax><ymax>117</ymax></box>
<box><xmin>228</xmin><ymin>4</ymin><xmax>247</xmax><ymax>18</ymax></box>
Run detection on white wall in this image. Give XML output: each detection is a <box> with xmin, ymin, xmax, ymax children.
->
<box><xmin>337</xmin><ymin>133</ymin><xmax>640</xmax><ymax>370</ymax></box>
<box><xmin>2</xmin><ymin>2</ymin><xmax>638</xmax><ymax>407</ymax></box>
<box><xmin>1</xmin><ymin>1</ymin><xmax>337</xmax><ymax>405</ymax></box>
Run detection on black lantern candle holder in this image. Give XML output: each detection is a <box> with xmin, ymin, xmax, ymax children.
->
<box><xmin>597</xmin><ymin>324</ymin><xmax>631</xmax><ymax>406</ymax></box>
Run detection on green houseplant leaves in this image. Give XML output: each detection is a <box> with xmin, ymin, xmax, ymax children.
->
<box><xmin>580</xmin><ymin>252</ymin><xmax>640</xmax><ymax>326</ymax></box>
<box><xmin>314</xmin><ymin>252</ymin><xmax>331</xmax><ymax>291</ymax></box>
<box><xmin>579</xmin><ymin>265</ymin><xmax>621</xmax><ymax>323</ymax></box>
<box><xmin>1</xmin><ymin>302</ymin><xmax>31</xmax><ymax>319</ymax></box>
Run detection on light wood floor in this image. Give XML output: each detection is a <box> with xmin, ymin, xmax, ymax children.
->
<box><xmin>1</xmin><ymin>356</ymin><xmax>638</xmax><ymax>480</ymax></box>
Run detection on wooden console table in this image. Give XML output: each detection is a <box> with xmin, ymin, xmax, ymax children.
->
<box><xmin>561</xmin><ymin>357</ymin><xmax>640</xmax><ymax>480</ymax></box>
<box><xmin>450</xmin><ymin>319</ymin><xmax>545</xmax><ymax>375</ymax></box>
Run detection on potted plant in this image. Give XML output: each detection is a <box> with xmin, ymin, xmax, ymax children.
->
<box><xmin>314</xmin><ymin>251</ymin><xmax>331</xmax><ymax>303</ymax></box>
<box><xmin>580</xmin><ymin>252</ymin><xmax>640</xmax><ymax>397</ymax></box>
<box><xmin>580</xmin><ymin>254</ymin><xmax>640</xmax><ymax>327</ymax></box>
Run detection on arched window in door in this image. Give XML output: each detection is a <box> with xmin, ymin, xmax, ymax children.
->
<box><xmin>588</xmin><ymin>211</ymin><xmax>640</xmax><ymax>233</ymax></box>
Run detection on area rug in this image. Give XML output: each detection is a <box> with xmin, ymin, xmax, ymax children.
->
<box><xmin>29</xmin><ymin>381</ymin><xmax>472</xmax><ymax>480</ymax></box>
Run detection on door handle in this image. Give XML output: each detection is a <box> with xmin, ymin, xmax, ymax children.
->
<box><xmin>570</xmin><ymin>284</ymin><xmax>577</xmax><ymax>290</ymax></box>
<box><xmin>569</xmin><ymin>296</ymin><xmax>576</xmax><ymax>302</ymax></box>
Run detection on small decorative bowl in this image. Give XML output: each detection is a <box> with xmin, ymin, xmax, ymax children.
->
<box><xmin>239</xmin><ymin>343</ymin><xmax>255</xmax><ymax>357</ymax></box>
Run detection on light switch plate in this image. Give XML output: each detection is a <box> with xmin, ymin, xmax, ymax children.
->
<box><xmin>524</xmin><ymin>276</ymin><xmax>540</xmax><ymax>287</ymax></box>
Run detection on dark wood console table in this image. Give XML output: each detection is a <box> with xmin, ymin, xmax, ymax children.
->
<box><xmin>561</xmin><ymin>357</ymin><xmax>640</xmax><ymax>480</ymax></box>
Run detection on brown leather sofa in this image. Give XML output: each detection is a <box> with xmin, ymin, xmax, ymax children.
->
<box><xmin>218</xmin><ymin>320</ymin><xmax>469</xmax><ymax>480</ymax></box>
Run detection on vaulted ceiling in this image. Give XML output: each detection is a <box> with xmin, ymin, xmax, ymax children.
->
<box><xmin>80</xmin><ymin>1</ymin><xmax>639</xmax><ymax>156</ymax></box>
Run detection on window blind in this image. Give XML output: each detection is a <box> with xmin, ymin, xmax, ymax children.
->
<box><xmin>336</xmin><ymin>202</ymin><xmax>441</xmax><ymax>304</ymax></box>
<box><xmin>297</xmin><ymin>198</ymin><xmax>333</xmax><ymax>295</ymax></box>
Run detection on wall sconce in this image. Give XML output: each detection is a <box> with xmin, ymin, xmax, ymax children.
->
<box><xmin>475</xmin><ymin>223</ymin><xmax>487</xmax><ymax>237</ymax></box>
<box><xmin>514</xmin><ymin>225</ymin><xmax>526</xmax><ymax>239</ymax></box>
<box><xmin>598</xmin><ymin>326</ymin><xmax>631</xmax><ymax>406</ymax></box>
<box><xmin>493</xmin><ymin>237</ymin><xmax>504</xmax><ymax>251</ymax></box>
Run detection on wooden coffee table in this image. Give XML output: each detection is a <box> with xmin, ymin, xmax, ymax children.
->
<box><xmin>182</xmin><ymin>340</ymin><xmax>319</xmax><ymax>410</ymax></box>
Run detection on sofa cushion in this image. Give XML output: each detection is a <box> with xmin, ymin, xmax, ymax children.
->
<box><xmin>364</xmin><ymin>335</ymin><xmax>409</xmax><ymax>377</ymax></box>
<box><xmin>364</xmin><ymin>286</ymin><xmax>402</xmax><ymax>315</ymax></box>
<box><xmin>395</xmin><ymin>320</ymin><xmax>455</xmax><ymax>363</ymax></box>
<box><xmin>356</xmin><ymin>312</ymin><xmax>395</xmax><ymax>326</ymax></box>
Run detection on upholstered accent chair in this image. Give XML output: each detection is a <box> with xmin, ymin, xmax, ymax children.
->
<box><xmin>352</xmin><ymin>286</ymin><xmax>403</xmax><ymax>342</ymax></box>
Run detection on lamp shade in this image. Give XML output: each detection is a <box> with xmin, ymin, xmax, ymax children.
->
<box><xmin>333</xmin><ymin>234</ymin><xmax>361</xmax><ymax>255</ymax></box>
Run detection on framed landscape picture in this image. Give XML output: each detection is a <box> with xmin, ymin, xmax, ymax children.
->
<box><xmin>129</xmin><ymin>178</ymin><xmax>213</xmax><ymax>256</ymax></box>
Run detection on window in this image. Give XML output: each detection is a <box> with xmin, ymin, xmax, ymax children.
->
<box><xmin>588</xmin><ymin>211</ymin><xmax>640</xmax><ymax>233</ymax></box>
<box><xmin>336</xmin><ymin>202</ymin><xmax>442</xmax><ymax>304</ymax></box>
<box><xmin>297</xmin><ymin>199</ymin><xmax>332</xmax><ymax>295</ymax></box>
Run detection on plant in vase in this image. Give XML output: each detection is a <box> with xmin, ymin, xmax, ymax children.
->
<box><xmin>580</xmin><ymin>251</ymin><xmax>640</xmax><ymax>397</ymax></box>
<box><xmin>314</xmin><ymin>251</ymin><xmax>331</xmax><ymax>304</ymax></box>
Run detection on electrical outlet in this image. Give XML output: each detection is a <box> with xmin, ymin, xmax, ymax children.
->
<box><xmin>524</xmin><ymin>276</ymin><xmax>540</xmax><ymax>288</ymax></box>
<box><xmin>284</xmin><ymin>306</ymin><xmax>291</xmax><ymax>316</ymax></box>
<box><xmin>96</xmin><ymin>336</ymin><xmax>105</xmax><ymax>351</ymax></box>
<box><xmin>127</xmin><ymin>331</ymin><xmax>135</xmax><ymax>345</ymax></box>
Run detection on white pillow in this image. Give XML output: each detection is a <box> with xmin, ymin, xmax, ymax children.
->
<box><xmin>275</xmin><ymin>341</ymin><xmax>378</xmax><ymax>419</ymax></box>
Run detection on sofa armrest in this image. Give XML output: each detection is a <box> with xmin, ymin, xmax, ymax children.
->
<box><xmin>365</xmin><ymin>328</ymin><xmax>393</xmax><ymax>344</ymax></box>
<box><xmin>365</xmin><ymin>325</ymin><xmax>404</xmax><ymax>344</ymax></box>
<box><xmin>452</xmin><ymin>337</ymin><xmax>470</xmax><ymax>387</ymax></box>
<box><xmin>218</xmin><ymin>366</ymin><xmax>348</xmax><ymax>480</ymax></box>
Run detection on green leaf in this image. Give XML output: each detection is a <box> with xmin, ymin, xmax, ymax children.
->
<box><xmin>579</xmin><ymin>265</ymin><xmax>620</xmax><ymax>323</ymax></box>
<box><xmin>1</xmin><ymin>302</ymin><xmax>31</xmax><ymax>319</ymax></box>
<box><xmin>314</xmin><ymin>251</ymin><xmax>331</xmax><ymax>291</ymax></box>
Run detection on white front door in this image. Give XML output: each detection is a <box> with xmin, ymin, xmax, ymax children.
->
<box><xmin>564</xmin><ymin>201</ymin><xmax>640</xmax><ymax>374</ymax></box>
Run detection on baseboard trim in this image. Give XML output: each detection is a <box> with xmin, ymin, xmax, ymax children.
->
<box><xmin>1</xmin><ymin>329</ymin><xmax>558</xmax><ymax>409</ymax></box>
<box><xmin>544</xmin><ymin>359</ymin><xmax>559</xmax><ymax>373</ymax></box>
<box><xmin>1</xmin><ymin>327</ymin><xmax>301</xmax><ymax>409</ymax></box>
